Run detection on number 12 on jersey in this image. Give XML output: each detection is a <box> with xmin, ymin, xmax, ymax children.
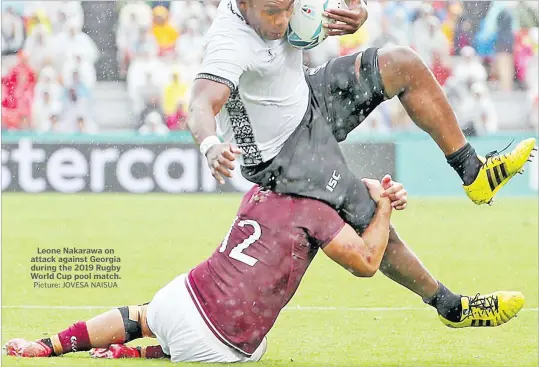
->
<box><xmin>219</xmin><ymin>217</ymin><xmax>261</xmax><ymax>266</ymax></box>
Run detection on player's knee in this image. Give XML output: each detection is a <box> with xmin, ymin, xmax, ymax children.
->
<box><xmin>377</xmin><ymin>46</ymin><xmax>427</xmax><ymax>97</ymax></box>
<box><xmin>379</xmin><ymin>46</ymin><xmax>421</xmax><ymax>68</ymax></box>
<box><xmin>118</xmin><ymin>304</ymin><xmax>154</xmax><ymax>343</ymax></box>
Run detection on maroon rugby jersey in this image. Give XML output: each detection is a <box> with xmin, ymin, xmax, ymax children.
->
<box><xmin>187</xmin><ymin>185</ymin><xmax>345</xmax><ymax>356</ymax></box>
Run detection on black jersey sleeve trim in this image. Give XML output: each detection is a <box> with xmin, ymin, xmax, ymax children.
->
<box><xmin>195</xmin><ymin>73</ymin><xmax>235</xmax><ymax>91</ymax></box>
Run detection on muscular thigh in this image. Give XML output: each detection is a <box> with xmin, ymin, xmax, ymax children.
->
<box><xmin>305</xmin><ymin>47</ymin><xmax>387</xmax><ymax>142</ymax></box>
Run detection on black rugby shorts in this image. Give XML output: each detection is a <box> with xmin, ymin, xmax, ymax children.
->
<box><xmin>242</xmin><ymin>48</ymin><xmax>387</xmax><ymax>233</ymax></box>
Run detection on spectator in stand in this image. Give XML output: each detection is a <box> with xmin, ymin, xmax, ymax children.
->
<box><xmin>515</xmin><ymin>28</ymin><xmax>534</xmax><ymax>87</ymax></box>
<box><xmin>117</xmin><ymin>13</ymin><xmax>143</xmax><ymax>76</ymax></box>
<box><xmin>48</xmin><ymin>115</ymin><xmax>60</xmax><ymax>132</ymax></box>
<box><xmin>414</xmin><ymin>15</ymin><xmax>451</xmax><ymax>84</ymax></box>
<box><xmin>338</xmin><ymin>25</ymin><xmax>368</xmax><ymax>56</ymax></box>
<box><xmin>128</xmin><ymin>62</ymin><xmax>165</xmax><ymax>116</ymax></box>
<box><xmin>1</xmin><ymin>6</ymin><xmax>25</xmax><ymax>55</ymax></box>
<box><xmin>162</xmin><ymin>70</ymin><xmax>188</xmax><ymax>118</ymax></box>
<box><xmin>129</xmin><ymin>27</ymin><xmax>160</xmax><ymax>61</ymax></box>
<box><xmin>21</xmin><ymin>1</ymin><xmax>46</xmax><ymax>19</ymax></box>
<box><xmin>34</xmin><ymin>60</ymin><xmax>63</xmax><ymax>104</ymax></box>
<box><xmin>50</xmin><ymin>8</ymin><xmax>68</xmax><ymax>35</ymax></box>
<box><xmin>371</xmin><ymin>8</ymin><xmax>410</xmax><ymax>49</ymax></box>
<box><xmin>458</xmin><ymin>82</ymin><xmax>498</xmax><ymax>136</ymax></box>
<box><xmin>34</xmin><ymin>113</ymin><xmax>63</xmax><ymax>133</ymax></box>
<box><xmin>151</xmin><ymin>5</ymin><xmax>179</xmax><ymax>56</ymax></box>
<box><xmin>139</xmin><ymin>95</ymin><xmax>165</xmax><ymax>128</ymax></box>
<box><xmin>1</xmin><ymin>53</ymin><xmax>36</xmax><ymax>130</ymax></box>
<box><xmin>525</xmin><ymin>28</ymin><xmax>538</xmax><ymax>130</ymax></box>
<box><xmin>174</xmin><ymin>19</ymin><xmax>204</xmax><ymax>65</ymax></box>
<box><xmin>383</xmin><ymin>0</ymin><xmax>413</xmax><ymax>25</ymax></box>
<box><xmin>26</xmin><ymin>9</ymin><xmax>53</xmax><ymax>36</ymax></box>
<box><xmin>518</xmin><ymin>1</ymin><xmax>539</xmax><ymax>29</ymax></box>
<box><xmin>31</xmin><ymin>90</ymin><xmax>62</xmax><ymax>132</ymax></box>
<box><xmin>139</xmin><ymin>110</ymin><xmax>169</xmax><ymax>135</ymax></box>
<box><xmin>68</xmin><ymin>71</ymin><xmax>92</xmax><ymax>100</ymax></box>
<box><xmin>446</xmin><ymin>46</ymin><xmax>489</xmax><ymax>133</ymax></box>
<box><xmin>453</xmin><ymin>15</ymin><xmax>474</xmax><ymax>55</ymax></box>
<box><xmin>76</xmin><ymin>115</ymin><xmax>98</xmax><ymax>134</ymax></box>
<box><xmin>23</xmin><ymin>25</ymin><xmax>54</xmax><ymax>71</ymax></box>
<box><xmin>495</xmin><ymin>4</ymin><xmax>516</xmax><ymax>91</ymax></box>
<box><xmin>119</xmin><ymin>0</ymin><xmax>153</xmax><ymax>28</ymax></box>
<box><xmin>169</xmin><ymin>0</ymin><xmax>205</xmax><ymax>32</ymax></box>
<box><xmin>203</xmin><ymin>0</ymin><xmax>219</xmax><ymax>24</ymax></box>
<box><xmin>363</xmin><ymin>0</ymin><xmax>383</xmax><ymax>48</ymax></box>
<box><xmin>166</xmin><ymin>100</ymin><xmax>188</xmax><ymax>130</ymax></box>
<box><xmin>462</xmin><ymin>0</ymin><xmax>491</xmax><ymax>35</ymax></box>
<box><xmin>117</xmin><ymin>3</ymin><xmax>154</xmax><ymax>76</ymax></box>
<box><xmin>530</xmin><ymin>93</ymin><xmax>539</xmax><ymax>131</ymax></box>
<box><xmin>452</xmin><ymin>46</ymin><xmax>488</xmax><ymax>86</ymax></box>
<box><xmin>62</xmin><ymin>53</ymin><xmax>97</xmax><ymax>90</ymax></box>
<box><xmin>53</xmin><ymin>20</ymin><xmax>99</xmax><ymax>69</ymax></box>
<box><xmin>411</xmin><ymin>2</ymin><xmax>435</xmax><ymax>43</ymax></box>
<box><xmin>440</xmin><ymin>0</ymin><xmax>463</xmax><ymax>53</ymax></box>
<box><xmin>46</xmin><ymin>1</ymin><xmax>84</xmax><ymax>33</ymax></box>
<box><xmin>1</xmin><ymin>1</ymin><xmax>25</xmax><ymax>17</ymax></box>
<box><xmin>59</xmin><ymin>87</ymin><xmax>91</xmax><ymax>133</ymax></box>
<box><xmin>149</xmin><ymin>1</ymin><xmax>170</xmax><ymax>9</ymax></box>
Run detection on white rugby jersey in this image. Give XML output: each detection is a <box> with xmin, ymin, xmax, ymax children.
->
<box><xmin>197</xmin><ymin>0</ymin><xmax>309</xmax><ymax>166</ymax></box>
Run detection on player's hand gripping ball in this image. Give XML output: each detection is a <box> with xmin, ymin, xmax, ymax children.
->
<box><xmin>287</xmin><ymin>0</ymin><xmax>367</xmax><ymax>48</ymax></box>
<box><xmin>286</xmin><ymin>0</ymin><xmax>343</xmax><ymax>49</ymax></box>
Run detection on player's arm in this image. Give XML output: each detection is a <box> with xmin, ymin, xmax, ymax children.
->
<box><xmin>322</xmin><ymin>179</ymin><xmax>392</xmax><ymax>277</ymax></box>
<box><xmin>187</xmin><ymin>34</ymin><xmax>249</xmax><ymax>184</ymax></box>
<box><xmin>187</xmin><ymin>79</ymin><xmax>230</xmax><ymax>146</ymax></box>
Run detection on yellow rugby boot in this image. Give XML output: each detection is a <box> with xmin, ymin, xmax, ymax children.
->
<box><xmin>464</xmin><ymin>138</ymin><xmax>537</xmax><ymax>205</ymax></box>
<box><xmin>439</xmin><ymin>291</ymin><xmax>524</xmax><ymax>328</ymax></box>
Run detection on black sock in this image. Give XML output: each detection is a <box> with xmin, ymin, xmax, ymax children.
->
<box><xmin>446</xmin><ymin>143</ymin><xmax>483</xmax><ymax>185</ymax></box>
<box><xmin>423</xmin><ymin>282</ymin><xmax>462</xmax><ymax>322</ymax></box>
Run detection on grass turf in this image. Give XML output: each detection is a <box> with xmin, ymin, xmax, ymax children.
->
<box><xmin>2</xmin><ymin>194</ymin><xmax>538</xmax><ymax>367</ymax></box>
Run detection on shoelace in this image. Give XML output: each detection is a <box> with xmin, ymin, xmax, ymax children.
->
<box><xmin>465</xmin><ymin>293</ymin><xmax>499</xmax><ymax>319</ymax></box>
<box><xmin>485</xmin><ymin>139</ymin><xmax>515</xmax><ymax>162</ymax></box>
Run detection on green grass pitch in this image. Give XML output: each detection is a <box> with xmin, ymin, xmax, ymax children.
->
<box><xmin>2</xmin><ymin>194</ymin><xmax>538</xmax><ymax>367</ymax></box>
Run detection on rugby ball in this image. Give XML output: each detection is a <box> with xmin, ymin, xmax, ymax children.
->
<box><xmin>286</xmin><ymin>0</ymin><xmax>342</xmax><ymax>50</ymax></box>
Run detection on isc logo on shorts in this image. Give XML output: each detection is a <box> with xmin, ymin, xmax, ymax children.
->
<box><xmin>326</xmin><ymin>170</ymin><xmax>341</xmax><ymax>192</ymax></box>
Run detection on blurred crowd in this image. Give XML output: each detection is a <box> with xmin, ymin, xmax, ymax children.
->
<box><xmin>117</xmin><ymin>0</ymin><xmax>216</xmax><ymax>134</ymax></box>
<box><xmin>2</xmin><ymin>1</ymin><xmax>99</xmax><ymax>133</ymax></box>
<box><xmin>309</xmin><ymin>0</ymin><xmax>538</xmax><ymax>134</ymax></box>
<box><xmin>2</xmin><ymin>0</ymin><xmax>538</xmax><ymax>135</ymax></box>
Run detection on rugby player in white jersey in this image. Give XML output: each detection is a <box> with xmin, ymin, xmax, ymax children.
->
<box><xmin>187</xmin><ymin>0</ymin><xmax>531</xmax><ymax>333</ymax></box>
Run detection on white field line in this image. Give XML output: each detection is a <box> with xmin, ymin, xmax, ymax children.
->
<box><xmin>2</xmin><ymin>305</ymin><xmax>538</xmax><ymax>312</ymax></box>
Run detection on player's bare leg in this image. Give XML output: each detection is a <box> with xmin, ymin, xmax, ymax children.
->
<box><xmin>380</xmin><ymin>227</ymin><xmax>439</xmax><ymax>299</ymax></box>
<box><xmin>375</xmin><ymin>47</ymin><xmax>467</xmax><ymax>156</ymax></box>
<box><xmin>379</xmin><ymin>226</ymin><xmax>524</xmax><ymax>327</ymax></box>
<box><xmin>380</xmin><ymin>227</ymin><xmax>462</xmax><ymax>321</ymax></box>
<box><xmin>358</xmin><ymin>47</ymin><xmax>536</xmax><ymax>204</ymax></box>
<box><xmin>4</xmin><ymin>304</ymin><xmax>166</xmax><ymax>359</ymax></box>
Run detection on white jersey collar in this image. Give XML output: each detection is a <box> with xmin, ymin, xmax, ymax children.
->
<box><xmin>227</xmin><ymin>0</ymin><xmax>246</xmax><ymax>23</ymax></box>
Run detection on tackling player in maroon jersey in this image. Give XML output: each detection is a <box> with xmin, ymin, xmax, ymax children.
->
<box><xmin>5</xmin><ymin>175</ymin><xmax>523</xmax><ymax>362</ymax></box>
<box><xmin>5</xmin><ymin>176</ymin><xmax>408</xmax><ymax>362</ymax></box>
